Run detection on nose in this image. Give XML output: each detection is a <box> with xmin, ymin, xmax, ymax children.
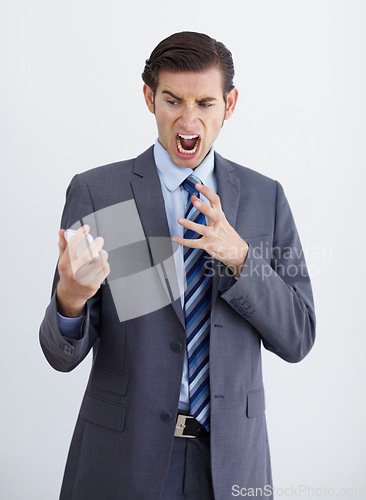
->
<box><xmin>179</xmin><ymin>105</ymin><xmax>199</xmax><ymax>130</ymax></box>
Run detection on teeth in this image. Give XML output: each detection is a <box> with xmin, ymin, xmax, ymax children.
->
<box><xmin>176</xmin><ymin>134</ymin><xmax>200</xmax><ymax>155</ymax></box>
<box><xmin>178</xmin><ymin>134</ymin><xmax>198</xmax><ymax>140</ymax></box>
<box><xmin>177</xmin><ymin>139</ymin><xmax>199</xmax><ymax>155</ymax></box>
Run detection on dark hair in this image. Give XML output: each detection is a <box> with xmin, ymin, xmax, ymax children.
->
<box><xmin>142</xmin><ymin>31</ymin><xmax>235</xmax><ymax>97</ymax></box>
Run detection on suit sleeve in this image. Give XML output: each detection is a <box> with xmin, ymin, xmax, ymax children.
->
<box><xmin>221</xmin><ymin>181</ymin><xmax>316</xmax><ymax>362</ymax></box>
<box><xmin>39</xmin><ymin>174</ymin><xmax>101</xmax><ymax>372</ymax></box>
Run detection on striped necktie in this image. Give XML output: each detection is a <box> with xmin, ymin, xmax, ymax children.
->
<box><xmin>182</xmin><ymin>174</ymin><xmax>212</xmax><ymax>431</ymax></box>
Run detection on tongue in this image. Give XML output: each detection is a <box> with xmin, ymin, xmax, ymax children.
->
<box><xmin>180</xmin><ymin>137</ymin><xmax>197</xmax><ymax>150</ymax></box>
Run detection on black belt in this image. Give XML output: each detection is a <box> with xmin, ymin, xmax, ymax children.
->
<box><xmin>174</xmin><ymin>413</ymin><xmax>208</xmax><ymax>438</ymax></box>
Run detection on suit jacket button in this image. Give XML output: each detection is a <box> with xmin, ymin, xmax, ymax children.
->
<box><xmin>170</xmin><ymin>341</ymin><xmax>183</xmax><ymax>353</ymax></box>
<box><xmin>160</xmin><ymin>411</ymin><xmax>173</xmax><ymax>423</ymax></box>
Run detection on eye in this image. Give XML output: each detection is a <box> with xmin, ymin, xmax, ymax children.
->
<box><xmin>167</xmin><ymin>100</ymin><xmax>179</xmax><ymax>106</ymax></box>
<box><xmin>199</xmin><ymin>102</ymin><xmax>213</xmax><ymax>108</ymax></box>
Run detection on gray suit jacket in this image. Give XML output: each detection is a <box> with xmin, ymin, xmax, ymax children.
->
<box><xmin>40</xmin><ymin>146</ymin><xmax>316</xmax><ymax>500</ymax></box>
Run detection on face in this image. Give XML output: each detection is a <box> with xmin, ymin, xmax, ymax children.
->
<box><xmin>143</xmin><ymin>67</ymin><xmax>238</xmax><ymax>169</ymax></box>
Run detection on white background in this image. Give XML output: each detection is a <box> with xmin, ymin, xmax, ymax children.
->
<box><xmin>1</xmin><ymin>1</ymin><xmax>365</xmax><ymax>498</ymax></box>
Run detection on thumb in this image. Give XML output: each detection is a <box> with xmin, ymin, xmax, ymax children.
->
<box><xmin>58</xmin><ymin>229</ymin><xmax>67</xmax><ymax>257</ymax></box>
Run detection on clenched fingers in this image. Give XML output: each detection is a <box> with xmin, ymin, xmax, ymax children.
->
<box><xmin>75</xmin><ymin>249</ymin><xmax>110</xmax><ymax>285</ymax></box>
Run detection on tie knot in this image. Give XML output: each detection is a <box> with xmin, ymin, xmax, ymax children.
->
<box><xmin>182</xmin><ymin>174</ymin><xmax>202</xmax><ymax>196</ymax></box>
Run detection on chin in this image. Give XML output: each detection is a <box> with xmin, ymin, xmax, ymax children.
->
<box><xmin>175</xmin><ymin>157</ymin><xmax>200</xmax><ymax>169</ymax></box>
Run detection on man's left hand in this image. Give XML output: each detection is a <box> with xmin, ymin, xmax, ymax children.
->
<box><xmin>172</xmin><ymin>183</ymin><xmax>248</xmax><ymax>278</ymax></box>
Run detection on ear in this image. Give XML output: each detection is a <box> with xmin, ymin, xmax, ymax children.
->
<box><xmin>143</xmin><ymin>84</ymin><xmax>155</xmax><ymax>114</ymax></box>
<box><xmin>224</xmin><ymin>88</ymin><xmax>238</xmax><ymax>121</ymax></box>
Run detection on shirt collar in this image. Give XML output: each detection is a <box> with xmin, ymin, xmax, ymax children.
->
<box><xmin>153</xmin><ymin>139</ymin><xmax>215</xmax><ymax>192</ymax></box>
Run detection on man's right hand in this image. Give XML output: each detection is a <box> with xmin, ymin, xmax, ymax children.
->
<box><xmin>56</xmin><ymin>225</ymin><xmax>110</xmax><ymax>317</ymax></box>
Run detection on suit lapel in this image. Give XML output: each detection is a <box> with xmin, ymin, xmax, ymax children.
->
<box><xmin>211</xmin><ymin>152</ymin><xmax>240</xmax><ymax>307</ymax></box>
<box><xmin>131</xmin><ymin>147</ymin><xmax>185</xmax><ymax>327</ymax></box>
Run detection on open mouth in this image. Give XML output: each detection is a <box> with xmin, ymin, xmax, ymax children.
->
<box><xmin>176</xmin><ymin>133</ymin><xmax>200</xmax><ymax>155</ymax></box>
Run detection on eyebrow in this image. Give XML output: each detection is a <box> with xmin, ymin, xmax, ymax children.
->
<box><xmin>161</xmin><ymin>90</ymin><xmax>217</xmax><ymax>103</ymax></box>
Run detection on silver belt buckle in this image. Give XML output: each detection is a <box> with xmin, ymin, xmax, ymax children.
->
<box><xmin>174</xmin><ymin>414</ymin><xmax>196</xmax><ymax>438</ymax></box>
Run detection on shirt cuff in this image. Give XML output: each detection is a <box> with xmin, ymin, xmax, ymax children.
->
<box><xmin>57</xmin><ymin>311</ymin><xmax>85</xmax><ymax>340</ymax></box>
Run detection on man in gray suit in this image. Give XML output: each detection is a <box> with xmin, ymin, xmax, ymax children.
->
<box><xmin>40</xmin><ymin>32</ymin><xmax>316</xmax><ymax>499</ymax></box>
